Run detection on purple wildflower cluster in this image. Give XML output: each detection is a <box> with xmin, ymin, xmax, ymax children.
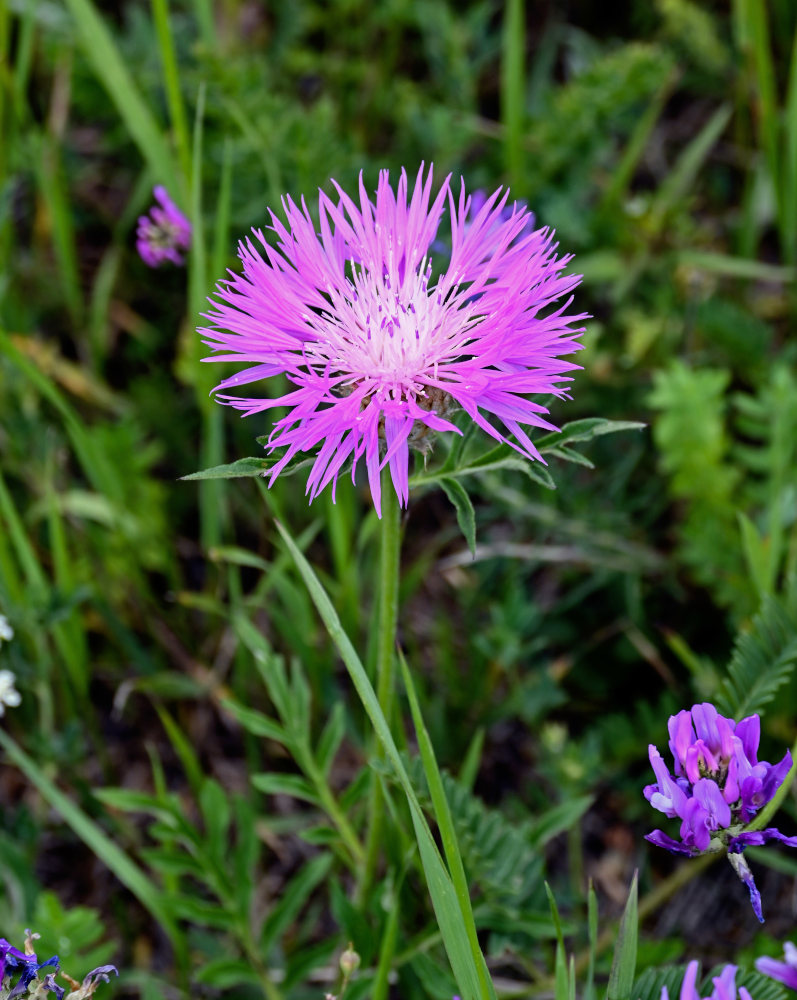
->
<box><xmin>645</xmin><ymin>703</ymin><xmax>795</xmax><ymax>920</ymax></box>
<box><xmin>201</xmin><ymin>165</ymin><xmax>586</xmax><ymax>515</ymax></box>
<box><xmin>136</xmin><ymin>186</ymin><xmax>192</xmax><ymax>268</ymax></box>
<box><xmin>662</xmin><ymin>961</ymin><xmax>751</xmax><ymax>1000</ymax></box>
<box><xmin>0</xmin><ymin>934</ymin><xmax>116</xmax><ymax>1000</ymax></box>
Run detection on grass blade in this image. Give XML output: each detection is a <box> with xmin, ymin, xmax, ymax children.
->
<box><xmin>501</xmin><ymin>0</ymin><xmax>525</xmax><ymax>192</ymax></box>
<box><xmin>274</xmin><ymin>519</ymin><xmax>495</xmax><ymax>1000</ymax></box>
<box><xmin>606</xmin><ymin>871</ymin><xmax>638</xmax><ymax>1000</ymax></box>
<box><xmin>0</xmin><ymin>729</ymin><xmax>183</xmax><ymax>953</ymax></box>
<box><xmin>62</xmin><ymin>0</ymin><xmax>177</xmax><ymax>191</ymax></box>
<box><xmin>399</xmin><ymin>651</ymin><xmax>490</xmax><ymax>994</ymax></box>
<box><xmin>151</xmin><ymin>0</ymin><xmax>191</xmax><ymax>183</ymax></box>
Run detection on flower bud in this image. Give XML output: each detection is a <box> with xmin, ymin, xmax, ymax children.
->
<box><xmin>339</xmin><ymin>945</ymin><xmax>360</xmax><ymax>978</ymax></box>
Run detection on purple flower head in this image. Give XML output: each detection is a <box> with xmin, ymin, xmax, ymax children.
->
<box><xmin>0</xmin><ymin>937</ymin><xmax>60</xmax><ymax>999</ymax></box>
<box><xmin>645</xmin><ymin>702</ymin><xmax>795</xmax><ymax>921</ymax></box>
<box><xmin>200</xmin><ymin>165</ymin><xmax>587</xmax><ymax>516</ymax></box>
<box><xmin>756</xmin><ymin>941</ymin><xmax>797</xmax><ymax>991</ymax></box>
<box><xmin>136</xmin><ymin>186</ymin><xmax>192</xmax><ymax>268</ymax></box>
<box><xmin>0</xmin><ymin>940</ymin><xmax>34</xmax><ymax>983</ymax></box>
<box><xmin>660</xmin><ymin>961</ymin><xmax>752</xmax><ymax>1000</ymax></box>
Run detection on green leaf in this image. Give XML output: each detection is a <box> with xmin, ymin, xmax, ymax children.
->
<box><xmin>716</xmin><ymin>578</ymin><xmax>797</xmax><ymax>718</ymax></box>
<box><xmin>138</xmin><ymin>848</ymin><xmax>204</xmax><ymax>879</ymax></box>
<box><xmin>222</xmin><ymin>699</ymin><xmax>286</xmax><ymax>744</ymax></box>
<box><xmin>92</xmin><ymin>788</ymin><xmax>175</xmax><ymax>821</ymax></box>
<box><xmin>316</xmin><ymin>701</ymin><xmax>346</xmax><ymax>777</ymax></box>
<box><xmin>607</xmin><ymin>871</ymin><xmax>638</xmax><ymax>1000</ymax></box>
<box><xmin>543</xmin><ymin>446</ymin><xmax>595</xmax><ymax>469</ymax></box>
<box><xmin>440</xmin><ymin>478</ymin><xmax>476</xmax><ymax>555</ymax></box>
<box><xmin>155</xmin><ymin>704</ymin><xmax>205</xmax><ymax>797</ymax></box>
<box><xmin>737</xmin><ymin>511</ymin><xmax>772</xmax><ymax>599</ymax></box>
<box><xmin>400</xmin><ymin>652</ymin><xmax>486</xmax><ymax>982</ymax></box>
<box><xmin>544</xmin><ymin>882</ymin><xmax>565</xmax><ymax>954</ymax></box>
<box><xmin>528</xmin><ymin>795</ymin><xmax>594</xmax><ymax>849</ymax></box>
<box><xmin>536</xmin><ymin>418</ymin><xmax>646</xmax><ymax>450</ymax></box>
<box><xmin>170</xmin><ymin>895</ymin><xmax>232</xmax><ymax>928</ymax></box>
<box><xmin>275</xmin><ymin>520</ymin><xmax>495</xmax><ymax>1000</ymax></box>
<box><xmin>260</xmin><ymin>852</ymin><xmax>333</xmax><ymax>952</ymax></box>
<box><xmin>195</xmin><ymin>958</ymin><xmax>262</xmax><ymax>989</ymax></box>
<box><xmin>649</xmin><ymin>104</ymin><xmax>732</xmax><ymax>228</ymax></box>
<box><xmin>252</xmin><ymin>772</ymin><xmax>320</xmax><ymax>805</ymax></box>
<box><xmin>633</xmin><ymin>966</ymin><xmax>688</xmax><ymax>1000</ymax></box>
<box><xmin>0</xmin><ymin>730</ymin><xmax>182</xmax><ymax>951</ymax></box>
<box><xmin>61</xmin><ymin>0</ymin><xmax>177</xmax><ymax>191</ymax></box>
<box><xmin>181</xmin><ymin>457</ymin><xmax>272</xmax><ymax>480</ymax></box>
<box><xmin>199</xmin><ymin>779</ymin><xmax>231</xmax><ymax>866</ymax></box>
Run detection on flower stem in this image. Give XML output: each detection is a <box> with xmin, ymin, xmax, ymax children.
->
<box><xmin>359</xmin><ymin>473</ymin><xmax>402</xmax><ymax>900</ymax></box>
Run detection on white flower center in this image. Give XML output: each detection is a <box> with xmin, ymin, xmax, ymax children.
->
<box><xmin>303</xmin><ymin>258</ymin><xmax>483</xmax><ymax>393</ymax></box>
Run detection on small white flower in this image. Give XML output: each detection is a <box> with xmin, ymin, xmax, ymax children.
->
<box><xmin>0</xmin><ymin>669</ymin><xmax>21</xmax><ymax>715</ymax></box>
<box><xmin>0</xmin><ymin>615</ymin><xmax>12</xmax><ymax>644</ymax></box>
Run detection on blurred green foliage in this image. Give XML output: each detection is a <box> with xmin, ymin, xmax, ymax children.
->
<box><xmin>0</xmin><ymin>0</ymin><xmax>797</xmax><ymax>996</ymax></box>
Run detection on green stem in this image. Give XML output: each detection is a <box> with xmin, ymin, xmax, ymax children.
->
<box><xmin>359</xmin><ymin>473</ymin><xmax>402</xmax><ymax>898</ymax></box>
<box><xmin>303</xmin><ymin>751</ymin><xmax>366</xmax><ymax>869</ymax></box>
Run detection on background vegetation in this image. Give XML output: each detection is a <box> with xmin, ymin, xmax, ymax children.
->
<box><xmin>1</xmin><ymin>0</ymin><xmax>797</xmax><ymax>997</ymax></box>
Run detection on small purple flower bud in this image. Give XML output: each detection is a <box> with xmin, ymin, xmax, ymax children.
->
<box><xmin>727</xmin><ymin>851</ymin><xmax>763</xmax><ymax>923</ymax></box>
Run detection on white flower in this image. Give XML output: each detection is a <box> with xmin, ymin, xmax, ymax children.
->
<box><xmin>0</xmin><ymin>615</ymin><xmax>12</xmax><ymax>644</ymax></box>
<box><xmin>0</xmin><ymin>669</ymin><xmax>21</xmax><ymax>715</ymax></box>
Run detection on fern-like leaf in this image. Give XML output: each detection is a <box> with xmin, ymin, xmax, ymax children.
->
<box><xmin>716</xmin><ymin>579</ymin><xmax>797</xmax><ymax>719</ymax></box>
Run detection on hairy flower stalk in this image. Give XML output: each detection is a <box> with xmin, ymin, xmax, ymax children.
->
<box><xmin>201</xmin><ymin>165</ymin><xmax>586</xmax><ymax>515</ymax></box>
<box><xmin>644</xmin><ymin>702</ymin><xmax>795</xmax><ymax>921</ymax></box>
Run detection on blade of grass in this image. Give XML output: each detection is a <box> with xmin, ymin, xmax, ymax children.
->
<box><xmin>584</xmin><ymin>881</ymin><xmax>598</xmax><ymax>1000</ymax></box>
<box><xmin>501</xmin><ymin>0</ymin><xmax>525</xmax><ymax>192</ymax></box>
<box><xmin>46</xmin><ymin>461</ymin><xmax>88</xmax><ymax>699</ymax></box>
<box><xmin>274</xmin><ymin>519</ymin><xmax>495</xmax><ymax>1000</ymax></box>
<box><xmin>0</xmin><ymin>469</ymin><xmax>47</xmax><ymax>593</ymax></box>
<box><xmin>399</xmin><ymin>651</ymin><xmax>491</xmax><ymax>997</ymax></box>
<box><xmin>211</xmin><ymin>137</ymin><xmax>234</xmax><ymax>281</ymax></box>
<box><xmin>782</xmin><ymin>29</ymin><xmax>797</xmax><ymax>262</ymax></box>
<box><xmin>191</xmin><ymin>0</ymin><xmax>216</xmax><ymax>49</ymax></box>
<box><xmin>62</xmin><ymin>0</ymin><xmax>178</xmax><ymax>191</ymax></box>
<box><xmin>735</xmin><ymin>0</ymin><xmax>780</xmax><ymax>208</ymax></box>
<box><xmin>151</xmin><ymin>0</ymin><xmax>191</xmax><ymax>184</ymax></box>
<box><xmin>0</xmin><ymin>728</ymin><xmax>184</xmax><ymax>954</ymax></box>
<box><xmin>601</xmin><ymin>68</ymin><xmax>676</xmax><ymax>207</ymax></box>
<box><xmin>606</xmin><ymin>871</ymin><xmax>638</xmax><ymax>1000</ymax></box>
<box><xmin>371</xmin><ymin>871</ymin><xmax>403</xmax><ymax>1000</ymax></box>
<box><xmin>34</xmin><ymin>131</ymin><xmax>84</xmax><ymax>326</ymax></box>
<box><xmin>649</xmin><ymin>103</ymin><xmax>732</xmax><ymax>233</ymax></box>
<box><xmin>187</xmin><ymin>85</ymin><xmax>225</xmax><ymax>550</ymax></box>
<box><xmin>0</xmin><ymin>329</ymin><xmax>121</xmax><ymax>502</ymax></box>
